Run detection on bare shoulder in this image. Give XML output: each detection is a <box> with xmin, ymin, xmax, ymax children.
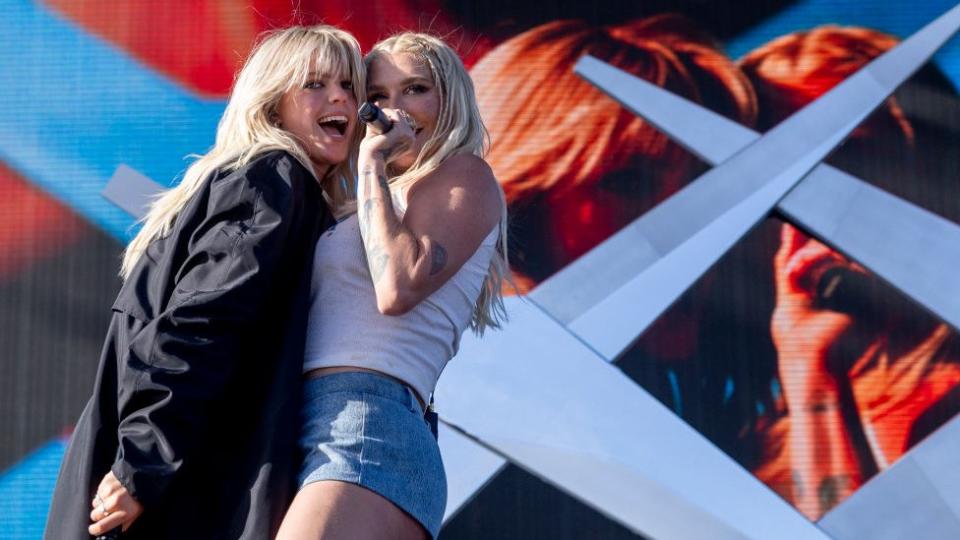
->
<box><xmin>410</xmin><ymin>154</ymin><xmax>500</xmax><ymax>211</ymax></box>
<box><xmin>438</xmin><ymin>152</ymin><xmax>495</xmax><ymax>181</ymax></box>
<box><xmin>405</xmin><ymin>153</ymin><xmax>502</xmax><ymax>235</ymax></box>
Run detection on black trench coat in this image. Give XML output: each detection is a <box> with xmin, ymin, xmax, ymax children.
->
<box><xmin>45</xmin><ymin>150</ymin><xmax>330</xmax><ymax>539</ymax></box>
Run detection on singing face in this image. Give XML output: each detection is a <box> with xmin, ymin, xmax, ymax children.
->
<box><xmin>276</xmin><ymin>69</ymin><xmax>357</xmax><ymax>177</ymax></box>
<box><xmin>366</xmin><ymin>52</ymin><xmax>441</xmax><ymax>171</ymax></box>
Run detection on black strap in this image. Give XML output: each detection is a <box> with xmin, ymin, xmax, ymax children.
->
<box><xmin>426</xmin><ymin>394</ymin><xmax>439</xmax><ymax>440</ymax></box>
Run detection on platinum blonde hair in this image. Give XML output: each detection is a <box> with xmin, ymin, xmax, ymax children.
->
<box><xmin>120</xmin><ymin>25</ymin><xmax>364</xmax><ymax>279</ymax></box>
<box><xmin>366</xmin><ymin>32</ymin><xmax>510</xmax><ymax>334</ymax></box>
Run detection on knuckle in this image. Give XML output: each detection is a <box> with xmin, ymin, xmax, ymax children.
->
<box><xmin>105</xmin><ymin>494</ymin><xmax>119</xmax><ymax>509</ymax></box>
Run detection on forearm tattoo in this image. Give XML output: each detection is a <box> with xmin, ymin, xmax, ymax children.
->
<box><xmin>817</xmin><ymin>474</ymin><xmax>850</xmax><ymax>514</ymax></box>
<box><xmin>358</xmin><ymin>166</ymin><xmax>450</xmax><ymax>285</ymax></box>
<box><xmin>791</xmin><ymin>470</ymin><xmax>804</xmax><ymax>500</ymax></box>
<box><xmin>359</xmin><ymin>167</ymin><xmax>395</xmax><ymax>284</ymax></box>
<box><xmin>361</xmin><ymin>198</ymin><xmax>390</xmax><ymax>283</ymax></box>
<box><xmin>805</xmin><ymin>400</ymin><xmax>841</xmax><ymax>414</ymax></box>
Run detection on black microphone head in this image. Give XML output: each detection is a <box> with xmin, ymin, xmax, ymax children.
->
<box><xmin>358</xmin><ymin>102</ymin><xmax>392</xmax><ymax>133</ymax></box>
<box><xmin>358</xmin><ymin>102</ymin><xmax>380</xmax><ymax>123</ymax></box>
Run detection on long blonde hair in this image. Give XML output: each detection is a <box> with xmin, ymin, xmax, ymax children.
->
<box><xmin>120</xmin><ymin>25</ymin><xmax>365</xmax><ymax>279</ymax></box>
<box><xmin>365</xmin><ymin>32</ymin><xmax>510</xmax><ymax>334</ymax></box>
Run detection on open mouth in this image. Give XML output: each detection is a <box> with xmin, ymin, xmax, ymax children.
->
<box><xmin>317</xmin><ymin>115</ymin><xmax>348</xmax><ymax>137</ymax></box>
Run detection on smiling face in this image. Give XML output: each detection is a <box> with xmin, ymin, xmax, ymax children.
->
<box><xmin>276</xmin><ymin>70</ymin><xmax>358</xmax><ymax>178</ymax></box>
<box><xmin>366</xmin><ymin>52</ymin><xmax>441</xmax><ymax>171</ymax></box>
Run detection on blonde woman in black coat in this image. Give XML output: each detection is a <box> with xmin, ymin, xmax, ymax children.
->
<box><xmin>45</xmin><ymin>25</ymin><xmax>364</xmax><ymax>540</ymax></box>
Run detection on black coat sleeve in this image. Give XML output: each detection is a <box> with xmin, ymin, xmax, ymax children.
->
<box><xmin>110</xmin><ymin>155</ymin><xmax>310</xmax><ymax>508</ymax></box>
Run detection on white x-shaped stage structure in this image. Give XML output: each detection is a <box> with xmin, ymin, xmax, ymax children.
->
<box><xmin>103</xmin><ymin>5</ymin><xmax>960</xmax><ymax>538</ymax></box>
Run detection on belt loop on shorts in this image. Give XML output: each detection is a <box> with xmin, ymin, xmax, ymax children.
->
<box><xmin>402</xmin><ymin>385</ymin><xmax>420</xmax><ymax>412</ymax></box>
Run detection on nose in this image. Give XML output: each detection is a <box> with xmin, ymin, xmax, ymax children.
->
<box><xmin>390</xmin><ymin>95</ymin><xmax>407</xmax><ymax>112</ymax></box>
<box><xmin>329</xmin><ymin>83</ymin><xmax>349</xmax><ymax>103</ymax></box>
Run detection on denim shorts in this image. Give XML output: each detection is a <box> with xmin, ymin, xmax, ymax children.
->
<box><xmin>296</xmin><ymin>371</ymin><xmax>447</xmax><ymax>539</ymax></box>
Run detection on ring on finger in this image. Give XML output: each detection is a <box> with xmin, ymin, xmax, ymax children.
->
<box><xmin>100</xmin><ymin>501</ymin><xmax>110</xmax><ymax>517</ymax></box>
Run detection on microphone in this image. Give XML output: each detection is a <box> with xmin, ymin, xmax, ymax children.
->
<box><xmin>358</xmin><ymin>102</ymin><xmax>393</xmax><ymax>134</ymax></box>
<box><xmin>814</xmin><ymin>266</ymin><xmax>912</xmax><ymax>324</ymax></box>
<box><xmin>95</xmin><ymin>527</ymin><xmax>122</xmax><ymax>540</ymax></box>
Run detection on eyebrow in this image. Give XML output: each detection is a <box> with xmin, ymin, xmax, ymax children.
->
<box><xmin>367</xmin><ymin>76</ymin><xmax>432</xmax><ymax>91</ymax></box>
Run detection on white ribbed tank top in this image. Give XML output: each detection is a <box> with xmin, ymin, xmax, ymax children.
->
<box><xmin>303</xmin><ymin>193</ymin><xmax>498</xmax><ymax>404</ymax></box>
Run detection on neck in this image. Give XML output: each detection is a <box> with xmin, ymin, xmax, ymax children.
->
<box><xmin>311</xmin><ymin>160</ymin><xmax>334</xmax><ymax>183</ymax></box>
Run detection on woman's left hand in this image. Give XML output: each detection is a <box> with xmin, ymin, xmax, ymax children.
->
<box><xmin>88</xmin><ymin>471</ymin><xmax>144</xmax><ymax>536</ymax></box>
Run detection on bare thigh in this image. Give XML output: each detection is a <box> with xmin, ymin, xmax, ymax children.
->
<box><xmin>276</xmin><ymin>480</ymin><xmax>429</xmax><ymax>540</ymax></box>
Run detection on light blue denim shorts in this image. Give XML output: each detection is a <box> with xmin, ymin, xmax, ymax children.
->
<box><xmin>296</xmin><ymin>371</ymin><xmax>447</xmax><ymax>538</ymax></box>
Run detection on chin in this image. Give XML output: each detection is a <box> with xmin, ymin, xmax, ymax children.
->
<box><xmin>313</xmin><ymin>147</ymin><xmax>348</xmax><ymax>167</ymax></box>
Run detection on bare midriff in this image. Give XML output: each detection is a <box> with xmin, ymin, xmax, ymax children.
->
<box><xmin>304</xmin><ymin>366</ymin><xmax>426</xmax><ymax>413</ymax></box>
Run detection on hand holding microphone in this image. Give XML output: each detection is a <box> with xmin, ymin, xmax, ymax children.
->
<box><xmin>357</xmin><ymin>103</ymin><xmax>416</xmax><ymax>162</ymax></box>
<box><xmin>358</xmin><ymin>102</ymin><xmax>393</xmax><ymax>134</ymax></box>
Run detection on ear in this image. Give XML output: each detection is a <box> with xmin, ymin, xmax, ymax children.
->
<box><xmin>268</xmin><ymin>105</ymin><xmax>282</xmax><ymax>128</ymax></box>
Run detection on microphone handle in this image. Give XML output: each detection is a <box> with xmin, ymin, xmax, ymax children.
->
<box><xmin>815</xmin><ymin>267</ymin><xmax>885</xmax><ymax>318</ymax></box>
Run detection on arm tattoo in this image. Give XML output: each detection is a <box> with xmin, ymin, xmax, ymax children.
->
<box><xmin>791</xmin><ymin>470</ymin><xmax>804</xmax><ymax>500</ymax></box>
<box><xmin>360</xmin><ymin>198</ymin><xmax>390</xmax><ymax>283</ymax></box>
<box><xmin>808</xmin><ymin>401</ymin><xmax>839</xmax><ymax>413</ymax></box>
<box><xmin>368</xmin><ymin>251</ymin><xmax>390</xmax><ymax>283</ymax></box>
<box><xmin>429</xmin><ymin>242</ymin><xmax>448</xmax><ymax>276</ymax></box>
<box><xmin>358</xmin><ymin>167</ymin><xmax>397</xmax><ymax>285</ymax></box>
<box><xmin>817</xmin><ymin>475</ymin><xmax>850</xmax><ymax>514</ymax></box>
<box><xmin>360</xmin><ymin>167</ymin><xmax>376</xmax><ymax>199</ymax></box>
<box><xmin>360</xmin><ymin>199</ymin><xmax>381</xmax><ymax>232</ymax></box>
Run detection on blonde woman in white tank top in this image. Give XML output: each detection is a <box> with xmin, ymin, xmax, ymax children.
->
<box><xmin>277</xmin><ymin>33</ymin><xmax>511</xmax><ymax>540</ymax></box>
